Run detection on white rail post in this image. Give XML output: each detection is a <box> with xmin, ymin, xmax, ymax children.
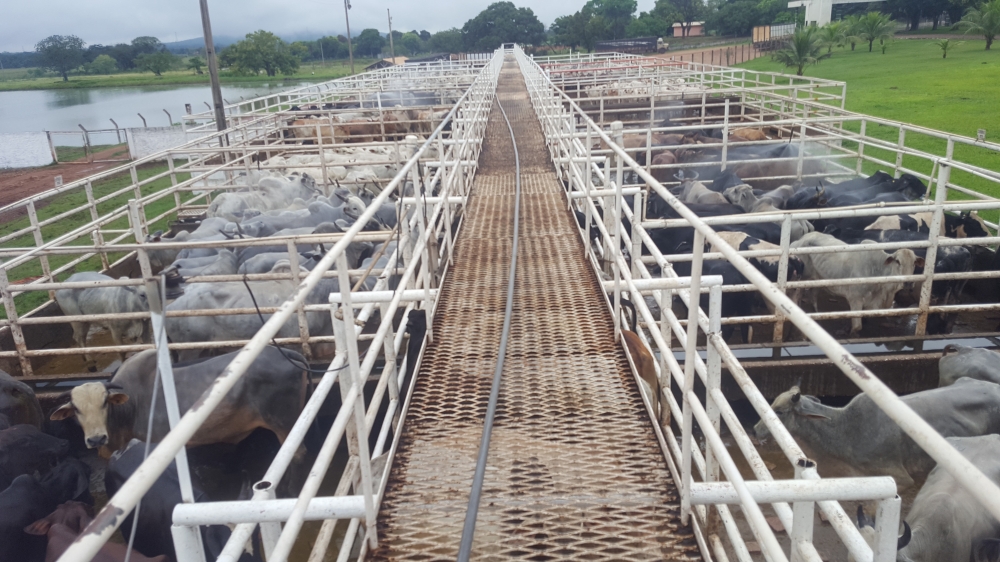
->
<box><xmin>631</xmin><ymin>191</ymin><xmax>643</xmax><ymax>279</ymax></box>
<box><xmin>720</xmin><ymin>99</ymin><xmax>730</xmax><ymax>171</ymax></box>
<box><xmin>584</xmin><ymin>126</ymin><xmax>595</xmax><ymax>258</ymax></box>
<box><xmin>772</xmin><ymin>214</ymin><xmax>793</xmax><ymax>344</ymax></box>
<box><xmin>400</xmin><ymin>136</ymin><xmax>419</xmax><ymax>290</ymax></box>
<box><xmin>796</xmin><ymin>121</ymin><xmax>807</xmax><ymax>181</ymax></box>
<box><xmin>872</xmin><ymin>495</ymin><xmax>902</xmax><ymax>562</ymax></box>
<box><xmin>856</xmin><ymin>120</ymin><xmax>867</xmax><ymax>175</ymax></box>
<box><xmin>334</xmin><ymin>252</ymin><xmax>377</xmax><ymax>549</ymax></box>
<box><xmin>681</xmin><ymin>230</ymin><xmax>705</xmax><ymax>525</ymax></box>
<box><xmin>609</xmin><ymin>121</ymin><xmax>625</xmax><ymax>272</ymax></box>
<box><xmin>317</xmin><ymin>123</ymin><xmax>330</xmax><ymax>188</ymax></box>
<box><xmin>659</xmin><ymin>281</ymin><xmax>674</xmax><ymax>417</ymax></box>
<box><xmin>0</xmin><ymin>268</ymin><xmax>33</xmax><ymax>377</ymax></box>
<box><xmin>26</xmin><ymin>201</ymin><xmax>53</xmax><ymax>297</ymax></box>
<box><xmin>915</xmin><ymin>161</ymin><xmax>950</xmax><ymax>335</ymax></box>
<box><xmin>894</xmin><ymin>128</ymin><xmax>906</xmax><ymax>179</ymax></box>
<box><xmin>286</xmin><ymin>241</ymin><xmax>313</xmax><ymax>360</ymax></box>
<box><xmin>704</xmin><ymin>283</ymin><xmax>723</xmax><ymax>534</ymax></box>
<box><xmin>84</xmin><ymin>180</ymin><xmax>110</xmax><ymax>270</ymax></box>
<box><xmin>790</xmin><ymin>459</ymin><xmax>816</xmax><ymax>562</ymax></box>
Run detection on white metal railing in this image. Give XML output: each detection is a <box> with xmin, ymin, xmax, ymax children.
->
<box><xmin>54</xmin><ymin>49</ymin><xmax>504</xmax><ymax>562</ymax></box>
<box><xmin>524</xmin><ymin>51</ymin><xmax>1000</xmax><ymax>346</ymax></box>
<box><xmin>515</xmin><ymin>44</ymin><xmax>1000</xmax><ymax>562</ymax></box>
<box><xmin>0</xmin><ymin>57</ymin><xmax>490</xmax><ymax>379</ymax></box>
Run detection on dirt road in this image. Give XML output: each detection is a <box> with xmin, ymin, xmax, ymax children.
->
<box><xmin>0</xmin><ymin>146</ymin><xmax>130</xmax><ymax>211</ymax></box>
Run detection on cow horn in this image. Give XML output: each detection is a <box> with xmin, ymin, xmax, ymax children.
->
<box><xmin>791</xmin><ymin>391</ymin><xmax>801</xmax><ymax>403</ymax></box>
<box><xmin>898</xmin><ymin>521</ymin><xmax>912</xmax><ymax>550</ymax></box>
<box><xmin>943</xmin><ymin>344</ymin><xmax>960</xmax><ymax>355</ymax></box>
<box><xmin>56</xmin><ymin>390</ymin><xmax>72</xmax><ymax>402</ymax></box>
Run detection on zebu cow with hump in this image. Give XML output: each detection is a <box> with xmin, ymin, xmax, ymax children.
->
<box><xmin>852</xmin><ymin>435</ymin><xmax>1000</xmax><ymax>562</ymax></box>
<box><xmin>55</xmin><ymin>272</ymin><xmax>149</xmax><ymax>369</ymax></box>
<box><xmin>49</xmin><ymin>346</ymin><xmax>307</xmax><ymax>453</ymax></box>
<box><xmin>939</xmin><ymin>345</ymin><xmax>1000</xmax><ymax>387</ymax></box>
<box><xmin>790</xmin><ymin>232</ymin><xmax>923</xmax><ymax>336</ymax></box>
<box><xmin>755</xmin><ymin>378</ymin><xmax>1000</xmax><ymax>489</ymax></box>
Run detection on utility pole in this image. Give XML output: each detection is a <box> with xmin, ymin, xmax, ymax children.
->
<box><xmin>199</xmin><ymin>0</ymin><xmax>227</xmax><ymax>132</ymax></box>
<box><xmin>319</xmin><ymin>39</ymin><xmax>326</xmax><ymax>67</ymax></box>
<box><xmin>387</xmin><ymin>9</ymin><xmax>396</xmax><ymax>62</ymax></box>
<box><xmin>344</xmin><ymin>0</ymin><xmax>355</xmax><ymax>75</ymax></box>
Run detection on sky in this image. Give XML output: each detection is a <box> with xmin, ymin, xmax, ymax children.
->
<box><xmin>1</xmin><ymin>0</ymin><xmax>658</xmax><ymax>53</ymax></box>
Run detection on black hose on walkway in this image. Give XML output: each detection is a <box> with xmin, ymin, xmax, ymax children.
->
<box><xmin>456</xmin><ymin>76</ymin><xmax>522</xmax><ymax>562</ymax></box>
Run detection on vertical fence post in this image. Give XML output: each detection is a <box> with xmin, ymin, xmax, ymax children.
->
<box><xmin>680</xmin><ymin>230</ymin><xmax>704</xmax><ymax>525</ymax></box>
<box><xmin>0</xmin><ymin>269</ymin><xmax>33</xmax><ymax>378</ymax></box>
<box><xmin>857</xmin><ymin>119</ymin><xmax>868</xmax><ymax>174</ymax></box>
<box><xmin>658</xmin><ymin>282</ymin><xmax>673</xmax><ymax>407</ymax></box>
<box><xmin>704</xmin><ymin>283</ymin><xmax>723</xmax><ymax>534</ymax></box>
<box><xmin>26</xmin><ymin>201</ymin><xmax>54</xmax><ymax>299</ymax></box>
<box><xmin>915</xmin><ymin>162</ymin><xmax>950</xmax><ymax>335</ymax></box>
<box><xmin>894</xmin><ymin>128</ymin><xmax>906</xmax><ymax>179</ymax></box>
<box><xmin>584</xmin><ymin>126</ymin><xmax>594</xmax><ymax>258</ymax></box>
<box><xmin>631</xmin><ymin>191</ymin><xmax>643</xmax><ymax>279</ymax></box>
<box><xmin>873</xmin><ymin>495</ymin><xmax>902</xmax><ymax>562</ymax></box>
<box><xmin>790</xmin><ymin>459</ymin><xmax>817</xmax><ymax>562</ymax></box>
<box><xmin>720</xmin><ymin>99</ymin><xmax>731</xmax><ymax>171</ymax></box>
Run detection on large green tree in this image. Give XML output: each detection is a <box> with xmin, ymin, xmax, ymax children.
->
<box><xmin>35</xmin><ymin>35</ymin><xmax>85</xmax><ymax>81</ymax></box>
<box><xmin>87</xmin><ymin>54</ymin><xmax>117</xmax><ymax>75</ymax></box>
<box><xmin>355</xmin><ymin>29</ymin><xmax>386</xmax><ymax>57</ymax></box>
<box><xmin>429</xmin><ymin>29</ymin><xmax>465</xmax><ymax>53</ymax></box>
<box><xmin>588</xmin><ymin>0</ymin><xmax>639</xmax><ymax>39</ymax></box>
<box><xmin>956</xmin><ymin>0</ymin><xmax>1000</xmax><ymax>49</ymax></box>
<box><xmin>550</xmin><ymin>9</ymin><xmax>594</xmax><ymax>49</ymax></box>
<box><xmin>627</xmin><ymin>10</ymin><xmax>674</xmax><ymax>37</ymax></box>
<box><xmin>222</xmin><ymin>30</ymin><xmax>301</xmax><ymax>76</ymax></box>
<box><xmin>131</xmin><ymin>36</ymin><xmax>163</xmax><ymax>56</ymax></box>
<box><xmin>135</xmin><ymin>51</ymin><xmax>174</xmax><ymax>76</ymax></box>
<box><xmin>461</xmin><ymin>2</ymin><xmax>546</xmax><ymax>51</ymax></box>
<box><xmin>771</xmin><ymin>25</ymin><xmax>831</xmax><ymax>75</ymax></box>
<box><xmin>672</xmin><ymin>0</ymin><xmax>706</xmax><ymax>36</ymax></box>
<box><xmin>400</xmin><ymin>32</ymin><xmax>423</xmax><ymax>55</ymax></box>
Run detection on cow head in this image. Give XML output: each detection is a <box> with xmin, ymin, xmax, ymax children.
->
<box><xmin>49</xmin><ymin>382</ymin><xmax>129</xmax><ymax>449</ymax></box>
<box><xmin>849</xmin><ymin>505</ymin><xmax>911</xmax><ymax>562</ymax></box>
<box><xmin>753</xmin><ymin>385</ymin><xmax>830</xmax><ymax>442</ymax></box>
<box><xmin>722</xmin><ymin>184</ymin><xmax>755</xmax><ymax>210</ymax></box>
<box><xmin>956</xmin><ymin>211</ymin><xmax>990</xmax><ymax>239</ymax></box>
<box><xmin>883</xmin><ymin>249</ymin><xmax>924</xmax><ymax>276</ymax></box>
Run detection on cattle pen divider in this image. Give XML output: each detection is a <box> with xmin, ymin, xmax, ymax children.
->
<box><xmin>10</xmin><ymin>42</ymin><xmax>1000</xmax><ymax>562</ymax></box>
<box><xmin>53</xmin><ymin>50</ymin><xmax>503</xmax><ymax>562</ymax></box>
<box><xmin>515</xmin><ymin>44</ymin><xmax>1000</xmax><ymax>562</ymax></box>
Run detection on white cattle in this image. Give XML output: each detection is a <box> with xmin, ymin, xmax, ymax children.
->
<box><xmin>790</xmin><ymin>231</ymin><xmax>923</xmax><ymax>335</ymax></box>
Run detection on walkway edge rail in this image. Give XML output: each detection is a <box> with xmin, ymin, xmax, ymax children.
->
<box><xmin>516</xmin><ymin>44</ymin><xmax>1000</xmax><ymax>562</ymax></box>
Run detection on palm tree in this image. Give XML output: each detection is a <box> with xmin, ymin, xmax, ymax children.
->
<box><xmin>855</xmin><ymin>11</ymin><xmax>896</xmax><ymax>52</ymax></box>
<box><xmin>933</xmin><ymin>38</ymin><xmax>963</xmax><ymax>58</ymax></box>
<box><xmin>956</xmin><ymin>0</ymin><xmax>1000</xmax><ymax>50</ymax></box>
<box><xmin>771</xmin><ymin>26</ymin><xmax>832</xmax><ymax>76</ymax></box>
<box><xmin>843</xmin><ymin>14</ymin><xmax>862</xmax><ymax>51</ymax></box>
<box><xmin>818</xmin><ymin>21</ymin><xmax>846</xmax><ymax>53</ymax></box>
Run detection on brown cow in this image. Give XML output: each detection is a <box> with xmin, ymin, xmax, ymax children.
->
<box><xmin>620</xmin><ymin>298</ymin><xmax>669</xmax><ymax>429</ymax></box>
<box><xmin>729</xmin><ymin>128</ymin><xmax>768</xmax><ymax>142</ymax></box>
<box><xmin>25</xmin><ymin>501</ymin><xmax>169</xmax><ymax>562</ymax></box>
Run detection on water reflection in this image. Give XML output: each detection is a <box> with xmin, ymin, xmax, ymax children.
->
<box><xmin>48</xmin><ymin>88</ymin><xmax>94</xmax><ymax>108</ymax></box>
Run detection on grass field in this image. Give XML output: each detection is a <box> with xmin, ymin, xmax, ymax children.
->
<box><xmin>54</xmin><ymin>144</ymin><xmax>129</xmax><ymax>163</ymax></box>
<box><xmin>0</xmin><ymin>163</ymin><xmax>189</xmax><ymax>318</ymax></box>
<box><xmin>738</xmin><ymin>38</ymin><xmax>1000</xmax><ymax>201</ymax></box>
<box><xmin>0</xmin><ymin>60</ymin><xmax>374</xmax><ymax>91</ymax></box>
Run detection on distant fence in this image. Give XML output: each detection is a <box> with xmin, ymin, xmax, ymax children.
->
<box><xmin>596</xmin><ymin>37</ymin><xmax>660</xmax><ymax>54</ymax></box>
<box><xmin>665</xmin><ymin>43</ymin><xmax>766</xmax><ymax>66</ymax></box>
<box><xmin>0</xmin><ymin>132</ymin><xmax>53</xmax><ymax>169</ymax></box>
<box><xmin>126</xmin><ymin>126</ymin><xmax>203</xmax><ymax>160</ymax></box>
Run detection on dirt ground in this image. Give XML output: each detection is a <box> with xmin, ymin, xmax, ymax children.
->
<box><xmin>0</xmin><ymin>146</ymin><xmax>130</xmax><ymax>210</ymax></box>
<box><xmin>651</xmin><ymin>42</ymin><xmax>768</xmax><ymax>66</ymax></box>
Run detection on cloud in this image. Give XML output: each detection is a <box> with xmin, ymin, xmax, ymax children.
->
<box><xmin>1</xmin><ymin>0</ymin><xmax>655</xmax><ymax>52</ymax></box>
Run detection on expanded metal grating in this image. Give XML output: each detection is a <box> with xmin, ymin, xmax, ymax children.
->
<box><xmin>370</xmin><ymin>61</ymin><xmax>701</xmax><ymax>562</ymax></box>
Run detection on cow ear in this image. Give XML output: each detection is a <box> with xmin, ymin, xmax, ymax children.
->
<box><xmin>801</xmin><ymin>413</ymin><xmax>831</xmax><ymax>420</ymax></box>
<box><xmin>107</xmin><ymin>391</ymin><xmax>129</xmax><ymax>406</ymax></box>
<box><xmin>23</xmin><ymin>519</ymin><xmax>51</xmax><ymax>536</ymax></box>
<box><xmin>914</xmin><ymin>257</ymin><xmax>926</xmax><ymax>269</ymax></box>
<box><xmin>884</xmin><ymin>255</ymin><xmax>897</xmax><ymax>266</ymax></box>
<box><xmin>50</xmin><ymin>403</ymin><xmax>75</xmax><ymax>421</ymax></box>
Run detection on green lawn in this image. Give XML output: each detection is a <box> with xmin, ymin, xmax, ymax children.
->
<box><xmin>54</xmin><ymin>144</ymin><xmax>129</xmax><ymax>163</ymax></box>
<box><xmin>0</xmin><ymin>163</ymin><xmax>189</xmax><ymax>318</ymax></box>
<box><xmin>738</xmin><ymin>38</ymin><xmax>1000</xmax><ymax>201</ymax></box>
<box><xmin>0</xmin><ymin>60</ymin><xmax>374</xmax><ymax>91</ymax></box>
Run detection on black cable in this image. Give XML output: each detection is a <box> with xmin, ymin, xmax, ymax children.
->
<box><xmin>240</xmin><ymin>274</ymin><xmax>354</xmax><ymax>375</ymax></box>
<box><xmin>456</xmin><ymin>77</ymin><xmax>522</xmax><ymax>561</ymax></box>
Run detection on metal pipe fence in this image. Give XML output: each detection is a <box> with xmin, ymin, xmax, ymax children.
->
<box><xmin>515</xmin><ymin>44</ymin><xmax>1000</xmax><ymax>562</ymax></box>
<box><xmin>53</xmin><ymin>49</ymin><xmax>504</xmax><ymax>562</ymax></box>
<box><xmin>0</xmin><ymin>57</ymin><xmax>492</xmax><ymax>380</ymax></box>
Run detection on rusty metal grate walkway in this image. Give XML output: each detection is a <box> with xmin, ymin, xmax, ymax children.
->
<box><xmin>369</xmin><ymin>59</ymin><xmax>702</xmax><ymax>561</ymax></box>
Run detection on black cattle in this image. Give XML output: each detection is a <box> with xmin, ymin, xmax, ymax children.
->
<box><xmin>0</xmin><ymin>459</ymin><xmax>91</xmax><ymax>562</ymax></box>
<box><xmin>0</xmin><ymin>425</ymin><xmax>70</xmax><ymax>490</ymax></box>
<box><xmin>699</xmin><ymin>260</ymin><xmax>753</xmax><ymax>343</ymax></box>
<box><xmin>824</xmin><ymin>173</ymin><xmax>924</xmax><ymax>208</ymax></box>
<box><xmin>0</xmin><ymin>370</ymin><xmax>43</xmax><ymax>429</ymax></box>
<box><xmin>710</xmin><ymin>171</ymin><xmax>745</xmax><ymax>193</ymax></box>
<box><xmin>712</xmin><ymin>231</ymin><xmax>805</xmax><ymax>282</ymax></box>
<box><xmin>785</xmin><ymin>184</ymin><xmax>829</xmax><ymax>210</ymax></box>
<box><xmin>106</xmin><ymin>440</ymin><xmax>262</xmax><ymax>562</ymax></box>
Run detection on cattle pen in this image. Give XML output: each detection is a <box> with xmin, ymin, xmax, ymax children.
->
<box><xmin>2</xmin><ymin>44</ymin><xmax>1000</xmax><ymax>562</ymax></box>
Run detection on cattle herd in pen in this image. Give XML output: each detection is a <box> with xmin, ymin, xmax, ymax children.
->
<box><xmin>4</xmin><ymin>87</ymin><xmax>1000</xmax><ymax>562</ymax></box>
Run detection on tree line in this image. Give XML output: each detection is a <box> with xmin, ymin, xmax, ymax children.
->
<box><xmin>12</xmin><ymin>0</ymin><xmax>1000</xmax><ymax>82</ymax></box>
